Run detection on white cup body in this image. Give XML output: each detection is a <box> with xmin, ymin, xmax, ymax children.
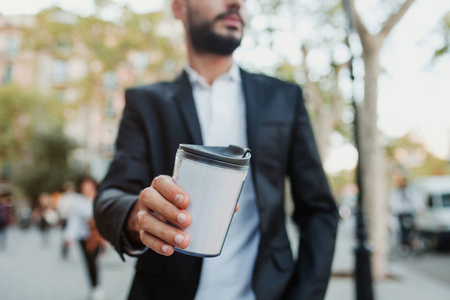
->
<box><xmin>173</xmin><ymin>149</ymin><xmax>249</xmax><ymax>257</ymax></box>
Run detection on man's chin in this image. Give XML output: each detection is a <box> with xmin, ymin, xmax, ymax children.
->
<box><xmin>214</xmin><ymin>26</ymin><xmax>243</xmax><ymax>39</ymax></box>
<box><xmin>189</xmin><ymin>22</ymin><xmax>242</xmax><ymax>55</ymax></box>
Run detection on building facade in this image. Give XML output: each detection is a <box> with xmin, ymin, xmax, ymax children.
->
<box><xmin>0</xmin><ymin>12</ymin><xmax>184</xmax><ymax>180</ymax></box>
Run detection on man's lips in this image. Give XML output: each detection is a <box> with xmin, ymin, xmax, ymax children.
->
<box><xmin>216</xmin><ymin>12</ymin><xmax>244</xmax><ymax>29</ymax></box>
<box><xmin>222</xmin><ymin>18</ymin><xmax>242</xmax><ymax>28</ymax></box>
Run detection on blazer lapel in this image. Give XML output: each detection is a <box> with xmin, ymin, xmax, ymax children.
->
<box><xmin>172</xmin><ymin>71</ymin><xmax>203</xmax><ymax>145</ymax></box>
<box><xmin>172</xmin><ymin>69</ymin><xmax>261</xmax><ymax>150</ymax></box>
<box><xmin>240</xmin><ymin>68</ymin><xmax>261</xmax><ymax>162</ymax></box>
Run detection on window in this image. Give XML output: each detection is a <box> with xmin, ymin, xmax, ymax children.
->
<box><xmin>103</xmin><ymin>72</ymin><xmax>116</xmax><ymax>89</ymax></box>
<box><xmin>3</xmin><ymin>64</ymin><xmax>13</xmax><ymax>83</ymax></box>
<box><xmin>427</xmin><ymin>195</ymin><xmax>433</xmax><ymax>208</ymax></box>
<box><xmin>6</xmin><ymin>36</ymin><xmax>20</xmax><ymax>56</ymax></box>
<box><xmin>53</xmin><ymin>59</ymin><xmax>67</xmax><ymax>84</ymax></box>
<box><xmin>442</xmin><ymin>193</ymin><xmax>450</xmax><ymax>208</ymax></box>
<box><xmin>133</xmin><ymin>52</ymin><xmax>148</xmax><ymax>72</ymax></box>
<box><xmin>104</xmin><ymin>99</ymin><xmax>115</xmax><ymax>118</ymax></box>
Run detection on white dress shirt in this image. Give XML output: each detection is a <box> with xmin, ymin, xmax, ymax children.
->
<box><xmin>185</xmin><ymin>64</ymin><xmax>261</xmax><ymax>300</ymax></box>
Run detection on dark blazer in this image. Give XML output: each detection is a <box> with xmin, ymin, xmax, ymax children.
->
<box><xmin>94</xmin><ymin>68</ymin><xmax>338</xmax><ymax>300</ymax></box>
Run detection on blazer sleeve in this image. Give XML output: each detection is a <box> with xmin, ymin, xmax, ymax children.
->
<box><xmin>286</xmin><ymin>86</ymin><xmax>339</xmax><ymax>300</ymax></box>
<box><xmin>94</xmin><ymin>88</ymin><xmax>152</xmax><ymax>258</ymax></box>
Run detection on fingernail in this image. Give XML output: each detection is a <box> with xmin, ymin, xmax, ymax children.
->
<box><xmin>177</xmin><ymin>213</ymin><xmax>186</xmax><ymax>225</ymax></box>
<box><xmin>137</xmin><ymin>211</ymin><xmax>146</xmax><ymax>222</ymax></box>
<box><xmin>174</xmin><ymin>194</ymin><xmax>184</xmax><ymax>206</ymax></box>
<box><xmin>162</xmin><ymin>245</ymin><xmax>169</xmax><ymax>253</ymax></box>
<box><xmin>174</xmin><ymin>234</ymin><xmax>184</xmax><ymax>245</ymax></box>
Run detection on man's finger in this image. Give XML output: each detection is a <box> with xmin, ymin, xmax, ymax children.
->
<box><xmin>151</xmin><ymin>175</ymin><xmax>190</xmax><ymax>209</ymax></box>
<box><xmin>139</xmin><ymin>230</ymin><xmax>175</xmax><ymax>256</ymax></box>
<box><xmin>139</xmin><ymin>187</ymin><xmax>191</xmax><ymax>228</ymax></box>
<box><xmin>137</xmin><ymin>210</ymin><xmax>190</xmax><ymax>250</ymax></box>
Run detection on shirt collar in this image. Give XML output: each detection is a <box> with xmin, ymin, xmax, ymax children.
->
<box><xmin>184</xmin><ymin>63</ymin><xmax>241</xmax><ymax>88</ymax></box>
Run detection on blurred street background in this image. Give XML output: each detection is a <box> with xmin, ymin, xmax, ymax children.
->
<box><xmin>1</xmin><ymin>0</ymin><xmax>450</xmax><ymax>299</ymax></box>
<box><xmin>327</xmin><ymin>217</ymin><xmax>450</xmax><ymax>300</ymax></box>
<box><xmin>0</xmin><ymin>227</ymin><xmax>135</xmax><ymax>300</ymax></box>
<box><xmin>1</xmin><ymin>218</ymin><xmax>449</xmax><ymax>299</ymax></box>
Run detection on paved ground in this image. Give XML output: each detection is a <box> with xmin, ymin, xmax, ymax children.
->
<box><xmin>0</xmin><ymin>227</ymin><xmax>136</xmax><ymax>300</ymax></box>
<box><xmin>1</xmin><ymin>219</ymin><xmax>449</xmax><ymax>300</ymax></box>
<box><xmin>325</xmin><ymin>218</ymin><xmax>450</xmax><ymax>300</ymax></box>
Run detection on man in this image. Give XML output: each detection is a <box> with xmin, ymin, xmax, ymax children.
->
<box><xmin>389</xmin><ymin>174</ymin><xmax>423</xmax><ymax>249</ymax></box>
<box><xmin>94</xmin><ymin>0</ymin><xmax>338</xmax><ymax>299</ymax></box>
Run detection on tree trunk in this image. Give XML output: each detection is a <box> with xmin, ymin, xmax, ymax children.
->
<box><xmin>314</xmin><ymin>110</ymin><xmax>338</xmax><ymax>161</ymax></box>
<box><xmin>358</xmin><ymin>37</ymin><xmax>389</xmax><ymax>279</ymax></box>
<box><xmin>348</xmin><ymin>0</ymin><xmax>416</xmax><ymax>279</ymax></box>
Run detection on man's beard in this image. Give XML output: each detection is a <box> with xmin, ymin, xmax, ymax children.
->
<box><xmin>188</xmin><ymin>12</ymin><xmax>243</xmax><ymax>55</ymax></box>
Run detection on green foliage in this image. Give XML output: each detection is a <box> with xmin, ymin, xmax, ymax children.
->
<box><xmin>246</xmin><ymin>0</ymin><xmax>350</xmax><ymax>138</ymax></box>
<box><xmin>14</xmin><ymin>129</ymin><xmax>77</xmax><ymax>204</ymax></box>
<box><xmin>8</xmin><ymin>4</ymin><xmax>188</xmax><ymax>203</ymax></box>
<box><xmin>411</xmin><ymin>153</ymin><xmax>450</xmax><ymax>178</ymax></box>
<box><xmin>21</xmin><ymin>6</ymin><xmax>185</xmax><ymax>109</ymax></box>
<box><xmin>0</xmin><ymin>84</ymin><xmax>76</xmax><ymax>204</ymax></box>
<box><xmin>330</xmin><ymin>132</ymin><xmax>450</xmax><ymax>198</ymax></box>
<box><xmin>21</xmin><ymin>8</ymin><xmax>77</xmax><ymax>58</ymax></box>
<box><xmin>275</xmin><ymin>60</ymin><xmax>300</xmax><ymax>83</ymax></box>
<box><xmin>433</xmin><ymin>11</ymin><xmax>450</xmax><ymax>58</ymax></box>
<box><xmin>0</xmin><ymin>84</ymin><xmax>65</xmax><ymax>163</ymax></box>
<box><xmin>329</xmin><ymin>168</ymin><xmax>356</xmax><ymax>192</ymax></box>
<box><xmin>94</xmin><ymin>0</ymin><xmax>114</xmax><ymax>9</ymax></box>
<box><xmin>385</xmin><ymin>132</ymin><xmax>449</xmax><ymax>182</ymax></box>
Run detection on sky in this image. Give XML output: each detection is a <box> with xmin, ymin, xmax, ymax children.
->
<box><xmin>1</xmin><ymin>0</ymin><xmax>449</xmax><ymax>172</ymax></box>
<box><xmin>0</xmin><ymin>0</ymin><xmax>166</xmax><ymax>15</ymax></box>
<box><xmin>378</xmin><ymin>1</ymin><xmax>450</xmax><ymax>158</ymax></box>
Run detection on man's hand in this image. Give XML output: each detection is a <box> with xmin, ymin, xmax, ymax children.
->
<box><xmin>126</xmin><ymin>175</ymin><xmax>192</xmax><ymax>256</ymax></box>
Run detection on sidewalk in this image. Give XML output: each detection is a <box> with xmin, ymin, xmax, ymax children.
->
<box><xmin>0</xmin><ymin>227</ymin><xmax>136</xmax><ymax>300</ymax></box>
<box><xmin>2</xmin><ymin>220</ymin><xmax>449</xmax><ymax>300</ymax></box>
<box><xmin>326</xmin><ymin>218</ymin><xmax>450</xmax><ymax>300</ymax></box>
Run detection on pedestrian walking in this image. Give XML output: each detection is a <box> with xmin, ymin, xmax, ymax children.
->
<box><xmin>36</xmin><ymin>192</ymin><xmax>58</xmax><ymax>245</ymax></box>
<box><xmin>65</xmin><ymin>176</ymin><xmax>105</xmax><ymax>300</ymax></box>
<box><xmin>57</xmin><ymin>181</ymin><xmax>78</xmax><ymax>259</ymax></box>
<box><xmin>0</xmin><ymin>190</ymin><xmax>14</xmax><ymax>249</ymax></box>
<box><xmin>390</xmin><ymin>174</ymin><xmax>424</xmax><ymax>252</ymax></box>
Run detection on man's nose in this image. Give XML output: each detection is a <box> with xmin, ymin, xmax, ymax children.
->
<box><xmin>226</xmin><ymin>0</ymin><xmax>244</xmax><ymax>11</ymax></box>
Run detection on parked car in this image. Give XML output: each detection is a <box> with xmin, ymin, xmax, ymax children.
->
<box><xmin>413</xmin><ymin>175</ymin><xmax>450</xmax><ymax>248</ymax></box>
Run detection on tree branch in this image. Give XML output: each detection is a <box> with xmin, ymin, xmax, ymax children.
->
<box><xmin>347</xmin><ymin>0</ymin><xmax>370</xmax><ymax>42</ymax></box>
<box><xmin>378</xmin><ymin>0</ymin><xmax>416</xmax><ymax>41</ymax></box>
<box><xmin>331</xmin><ymin>62</ymin><xmax>347</xmax><ymax>125</ymax></box>
<box><xmin>301</xmin><ymin>45</ymin><xmax>322</xmax><ymax>114</ymax></box>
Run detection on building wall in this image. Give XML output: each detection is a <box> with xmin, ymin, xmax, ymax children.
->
<box><xmin>0</xmin><ymin>15</ymin><xmax>121</xmax><ymax>180</ymax></box>
<box><xmin>0</xmin><ymin>13</ymin><xmax>185</xmax><ymax>180</ymax></box>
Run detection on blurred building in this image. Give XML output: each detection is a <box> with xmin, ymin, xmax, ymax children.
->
<box><xmin>0</xmin><ymin>13</ymin><xmax>184</xmax><ymax>180</ymax></box>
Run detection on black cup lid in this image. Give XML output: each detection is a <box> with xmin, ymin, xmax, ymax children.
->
<box><xmin>179</xmin><ymin>144</ymin><xmax>251</xmax><ymax>166</ymax></box>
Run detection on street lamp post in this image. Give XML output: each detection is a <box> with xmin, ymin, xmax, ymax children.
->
<box><xmin>343</xmin><ymin>1</ymin><xmax>375</xmax><ymax>299</ymax></box>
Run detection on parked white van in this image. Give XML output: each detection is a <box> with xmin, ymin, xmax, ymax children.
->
<box><xmin>413</xmin><ymin>175</ymin><xmax>450</xmax><ymax>248</ymax></box>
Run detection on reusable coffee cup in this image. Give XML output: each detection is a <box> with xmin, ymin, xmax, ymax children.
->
<box><xmin>172</xmin><ymin>144</ymin><xmax>251</xmax><ymax>257</ymax></box>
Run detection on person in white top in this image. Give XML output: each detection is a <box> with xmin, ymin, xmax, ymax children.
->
<box><xmin>65</xmin><ymin>177</ymin><xmax>105</xmax><ymax>300</ymax></box>
<box><xmin>94</xmin><ymin>0</ymin><xmax>338</xmax><ymax>299</ymax></box>
<box><xmin>389</xmin><ymin>174</ymin><xmax>423</xmax><ymax>247</ymax></box>
<box><xmin>58</xmin><ymin>181</ymin><xmax>78</xmax><ymax>258</ymax></box>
